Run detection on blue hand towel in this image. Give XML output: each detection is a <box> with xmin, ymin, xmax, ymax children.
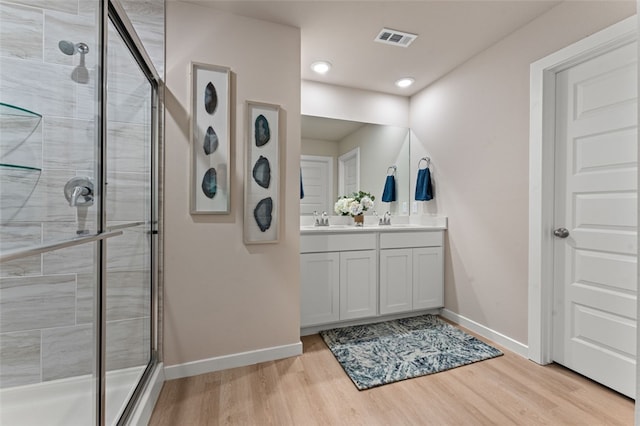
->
<box><xmin>415</xmin><ymin>167</ymin><xmax>433</xmax><ymax>201</ymax></box>
<box><xmin>300</xmin><ymin>172</ymin><xmax>305</xmax><ymax>199</ymax></box>
<box><xmin>381</xmin><ymin>175</ymin><xmax>396</xmax><ymax>202</ymax></box>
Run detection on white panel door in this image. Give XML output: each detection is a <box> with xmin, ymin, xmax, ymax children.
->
<box><xmin>300</xmin><ymin>155</ymin><xmax>333</xmax><ymax>215</ymax></box>
<box><xmin>380</xmin><ymin>249</ymin><xmax>413</xmax><ymax>315</ymax></box>
<box><xmin>338</xmin><ymin>148</ymin><xmax>359</xmax><ymax>196</ymax></box>
<box><xmin>340</xmin><ymin>250</ymin><xmax>377</xmax><ymax>320</ymax></box>
<box><xmin>553</xmin><ymin>41</ymin><xmax>637</xmax><ymax>398</ymax></box>
<box><xmin>300</xmin><ymin>252</ymin><xmax>340</xmax><ymax>327</ymax></box>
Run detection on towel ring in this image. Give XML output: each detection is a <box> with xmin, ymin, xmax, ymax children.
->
<box><xmin>418</xmin><ymin>157</ymin><xmax>431</xmax><ymax>169</ymax></box>
<box><xmin>387</xmin><ymin>165</ymin><xmax>397</xmax><ymax>176</ymax></box>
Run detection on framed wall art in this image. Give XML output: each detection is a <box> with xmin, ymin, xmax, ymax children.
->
<box><xmin>244</xmin><ymin>101</ymin><xmax>280</xmax><ymax>244</ymax></box>
<box><xmin>190</xmin><ymin>62</ymin><xmax>231</xmax><ymax>214</ymax></box>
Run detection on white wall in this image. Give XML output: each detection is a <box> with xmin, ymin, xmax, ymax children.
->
<box><xmin>164</xmin><ymin>3</ymin><xmax>301</xmax><ymax>367</ymax></box>
<box><xmin>409</xmin><ymin>1</ymin><xmax>635</xmax><ymax>345</ymax></box>
<box><xmin>302</xmin><ymin>80</ymin><xmax>409</xmax><ymax>127</ymax></box>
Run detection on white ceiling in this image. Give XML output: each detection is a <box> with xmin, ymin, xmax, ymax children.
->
<box><xmin>183</xmin><ymin>0</ymin><xmax>561</xmax><ymax>96</ymax></box>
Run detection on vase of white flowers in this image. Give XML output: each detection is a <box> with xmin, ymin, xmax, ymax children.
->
<box><xmin>334</xmin><ymin>191</ymin><xmax>375</xmax><ymax>226</ymax></box>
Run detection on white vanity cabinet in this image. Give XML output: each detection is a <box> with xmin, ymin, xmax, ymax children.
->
<box><xmin>300</xmin><ymin>233</ymin><xmax>377</xmax><ymax>327</ymax></box>
<box><xmin>379</xmin><ymin>231</ymin><xmax>443</xmax><ymax>315</ymax></box>
<box><xmin>300</xmin><ymin>252</ymin><xmax>340</xmax><ymax>326</ymax></box>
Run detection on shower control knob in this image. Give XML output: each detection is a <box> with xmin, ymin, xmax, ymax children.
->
<box><xmin>64</xmin><ymin>176</ymin><xmax>94</xmax><ymax>207</ymax></box>
<box><xmin>553</xmin><ymin>227</ymin><xmax>570</xmax><ymax>238</ymax></box>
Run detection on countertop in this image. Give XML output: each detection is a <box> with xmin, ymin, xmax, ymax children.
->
<box><xmin>300</xmin><ymin>216</ymin><xmax>447</xmax><ymax>234</ymax></box>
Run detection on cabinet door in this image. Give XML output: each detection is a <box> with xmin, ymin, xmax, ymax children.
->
<box><xmin>300</xmin><ymin>252</ymin><xmax>340</xmax><ymax>327</ymax></box>
<box><xmin>340</xmin><ymin>250</ymin><xmax>377</xmax><ymax>320</ymax></box>
<box><xmin>379</xmin><ymin>248</ymin><xmax>413</xmax><ymax>315</ymax></box>
<box><xmin>413</xmin><ymin>247</ymin><xmax>444</xmax><ymax>310</ymax></box>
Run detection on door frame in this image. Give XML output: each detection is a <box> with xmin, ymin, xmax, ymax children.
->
<box><xmin>528</xmin><ymin>16</ymin><xmax>636</xmax><ymax>365</ymax></box>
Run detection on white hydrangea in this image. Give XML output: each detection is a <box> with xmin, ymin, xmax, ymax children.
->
<box><xmin>360</xmin><ymin>196</ymin><xmax>374</xmax><ymax>210</ymax></box>
<box><xmin>334</xmin><ymin>197</ymin><xmax>354</xmax><ymax>215</ymax></box>
<box><xmin>334</xmin><ymin>191</ymin><xmax>375</xmax><ymax>217</ymax></box>
<box><xmin>348</xmin><ymin>200</ymin><xmax>363</xmax><ymax>216</ymax></box>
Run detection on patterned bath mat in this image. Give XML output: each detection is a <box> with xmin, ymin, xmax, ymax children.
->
<box><xmin>319</xmin><ymin>315</ymin><xmax>503</xmax><ymax>390</ymax></box>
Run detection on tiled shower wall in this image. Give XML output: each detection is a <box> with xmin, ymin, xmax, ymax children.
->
<box><xmin>0</xmin><ymin>0</ymin><xmax>164</xmax><ymax>388</ymax></box>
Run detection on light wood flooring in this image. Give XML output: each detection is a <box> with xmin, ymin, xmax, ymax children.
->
<box><xmin>150</xmin><ymin>329</ymin><xmax>634</xmax><ymax>425</ymax></box>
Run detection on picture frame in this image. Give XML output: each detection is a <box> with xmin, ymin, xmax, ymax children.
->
<box><xmin>244</xmin><ymin>101</ymin><xmax>281</xmax><ymax>244</ymax></box>
<box><xmin>190</xmin><ymin>62</ymin><xmax>231</xmax><ymax>214</ymax></box>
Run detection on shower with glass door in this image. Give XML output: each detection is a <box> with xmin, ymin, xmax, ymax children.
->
<box><xmin>0</xmin><ymin>0</ymin><xmax>163</xmax><ymax>424</ymax></box>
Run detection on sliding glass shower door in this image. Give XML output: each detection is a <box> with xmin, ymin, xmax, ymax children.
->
<box><xmin>104</xmin><ymin>15</ymin><xmax>155</xmax><ymax>424</ymax></box>
<box><xmin>0</xmin><ymin>1</ymin><xmax>160</xmax><ymax>425</ymax></box>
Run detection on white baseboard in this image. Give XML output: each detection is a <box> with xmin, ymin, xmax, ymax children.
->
<box><xmin>164</xmin><ymin>342</ymin><xmax>303</xmax><ymax>381</ymax></box>
<box><xmin>440</xmin><ymin>309</ymin><xmax>528</xmax><ymax>358</ymax></box>
<box><xmin>130</xmin><ymin>362</ymin><xmax>165</xmax><ymax>426</ymax></box>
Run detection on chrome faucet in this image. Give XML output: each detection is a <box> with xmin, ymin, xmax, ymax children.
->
<box><xmin>313</xmin><ymin>211</ymin><xmax>329</xmax><ymax>226</ymax></box>
<box><xmin>380</xmin><ymin>211</ymin><xmax>392</xmax><ymax>226</ymax></box>
<box><xmin>321</xmin><ymin>211</ymin><xmax>329</xmax><ymax>226</ymax></box>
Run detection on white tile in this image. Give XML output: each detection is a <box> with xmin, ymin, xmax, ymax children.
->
<box><xmin>106</xmin><ymin>171</ymin><xmax>150</xmax><ymax>222</ymax></box>
<box><xmin>2</xmin><ymin>0</ymin><xmax>78</xmax><ymax>14</ymax></box>
<box><xmin>43</xmin><ymin>223</ymin><xmax>97</xmax><ymax>275</ymax></box>
<box><xmin>106</xmin><ymin>317</ymin><xmax>150</xmax><ymax>371</ymax></box>
<box><xmin>0</xmin><ymin>223</ymin><xmax>42</xmax><ymax>277</ymax></box>
<box><xmin>0</xmin><ymin>274</ymin><xmax>76</xmax><ymax>333</ymax></box>
<box><xmin>0</xmin><ymin>111</ymin><xmax>43</xmax><ymax>169</ymax></box>
<box><xmin>106</xmin><ymin>71</ymin><xmax>151</xmax><ymax>125</ymax></box>
<box><xmin>0</xmin><ymin>57</ymin><xmax>84</xmax><ymax>119</ymax></box>
<box><xmin>106</xmin><ymin>225</ymin><xmax>149</xmax><ymax>272</ymax></box>
<box><xmin>41</xmin><ymin>324</ymin><xmax>93</xmax><ymax>381</ymax></box>
<box><xmin>119</xmin><ymin>0</ymin><xmax>164</xmax><ymax>75</ymax></box>
<box><xmin>0</xmin><ymin>169</ymin><xmax>89</xmax><ymax>224</ymax></box>
<box><xmin>105</xmin><ymin>270</ymin><xmax>150</xmax><ymax>321</ymax></box>
<box><xmin>0</xmin><ymin>166</ymin><xmax>45</xmax><ymax>224</ymax></box>
<box><xmin>43</xmin><ymin>116</ymin><xmax>95</xmax><ymax>170</ymax></box>
<box><xmin>43</xmin><ymin>8</ymin><xmax>97</xmax><ymax>68</ymax></box>
<box><xmin>0</xmin><ymin>330</ymin><xmax>41</xmax><ymax>388</ymax></box>
<box><xmin>0</xmin><ymin>2</ymin><xmax>43</xmax><ymax>61</ymax></box>
<box><xmin>108</xmin><ymin>121</ymin><xmax>149</xmax><ymax>173</ymax></box>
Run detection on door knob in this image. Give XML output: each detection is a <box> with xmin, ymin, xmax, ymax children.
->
<box><xmin>553</xmin><ymin>227</ymin><xmax>570</xmax><ymax>238</ymax></box>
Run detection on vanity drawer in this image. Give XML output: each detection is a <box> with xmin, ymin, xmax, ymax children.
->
<box><xmin>380</xmin><ymin>231</ymin><xmax>442</xmax><ymax>249</ymax></box>
<box><xmin>301</xmin><ymin>233</ymin><xmax>376</xmax><ymax>253</ymax></box>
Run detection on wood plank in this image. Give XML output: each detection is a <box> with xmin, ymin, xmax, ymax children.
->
<box><xmin>149</xmin><ymin>327</ymin><xmax>633</xmax><ymax>425</ymax></box>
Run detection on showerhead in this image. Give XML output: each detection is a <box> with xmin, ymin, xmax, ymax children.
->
<box><xmin>58</xmin><ymin>40</ymin><xmax>76</xmax><ymax>55</ymax></box>
<box><xmin>58</xmin><ymin>40</ymin><xmax>90</xmax><ymax>84</ymax></box>
<box><xmin>58</xmin><ymin>40</ymin><xmax>89</xmax><ymax>56</ymax></box>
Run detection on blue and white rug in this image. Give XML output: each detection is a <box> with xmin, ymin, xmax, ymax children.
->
<box><xmin>319</xmin><ymin>315</ymin><xmax>503</xmax><ymax>390</ymax></box>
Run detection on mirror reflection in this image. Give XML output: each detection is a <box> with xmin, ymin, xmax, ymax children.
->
<box><xmin>300</xmin><ymin>115</ymin><xmax>410</xmax><ymax>216</ymax></box>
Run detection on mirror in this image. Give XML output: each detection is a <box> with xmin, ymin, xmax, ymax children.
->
<box><xmin>300</xmin><ymin>115</ymin><xmax>410</xmax><ymax>216</ymax></box>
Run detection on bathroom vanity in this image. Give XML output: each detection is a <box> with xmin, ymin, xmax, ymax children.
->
<box><xmin>300</xmin><ymin>219</ymin><xmax>446</xmax><ymax>334</ymax></box>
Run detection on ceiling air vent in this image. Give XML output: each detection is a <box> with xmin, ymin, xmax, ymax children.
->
<box><xmin>375</xmin><ymin>28</ymin><xmax>418</xmax><ymax>48</ymax></box>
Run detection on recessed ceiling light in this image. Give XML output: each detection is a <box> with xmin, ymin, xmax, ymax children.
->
<box><xmin>395</xmin><ymin>77</ymin><xmax>415</xmax><ymax>88</ymax></box>
<box><xmin>311</xmin><ymin>61</ymin><xmax>332</xmax><ymax>74</ymax></box>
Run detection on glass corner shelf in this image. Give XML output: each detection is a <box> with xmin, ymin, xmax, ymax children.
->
<box><xmin>0</xmin><ymin>102</ymin><xmax>42</xmax><ymax>119</ymax></box>
<box><xmin>0</xmin><ymin>162</ymin><xmax>42</xmax><ymax>226</ymax></box>
<box><xmin>0</xmin><ymin>163</ymin><xmax>41</xmax><ymax>172</ymax></box>
<box><xmin>0</xmin><ymin>103</ymin><xmax>43</xmax><ymax>172</ymax></box>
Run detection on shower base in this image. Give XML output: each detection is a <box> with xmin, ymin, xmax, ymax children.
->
<box><xmin>0</xmin><ymin>366</ymin><xmax>145</xmax><ymax>426</ymax></box>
